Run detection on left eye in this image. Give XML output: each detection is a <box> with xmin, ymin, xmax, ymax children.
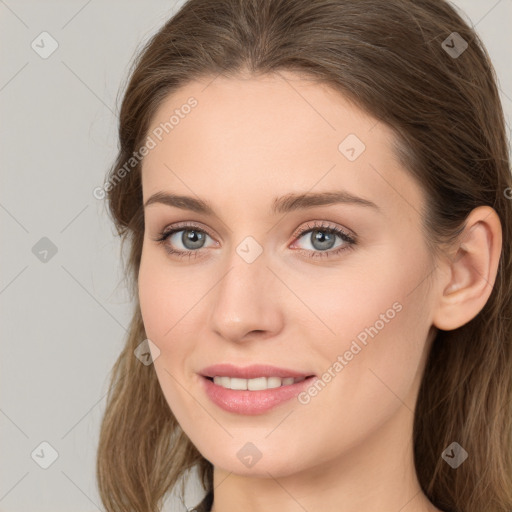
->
<box><xmin>293</xmin><ymin>227</ymin><xmax>350</xmax><ymax>252</ymax></box>
<box><xmin>162</xmin><ymin>228</ymin><xmax>216</xmax><ymax>252</ymax></box>
<box><xmin>289</xmin><ymin>221</ymin><xmax>356</xmax><ymax>258</ymax></box>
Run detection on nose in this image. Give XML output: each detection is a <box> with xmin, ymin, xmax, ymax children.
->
<box><xmin>208</xmin><ymin>252</ymin><xmax>284</xmax><ymax>343</ymax></box>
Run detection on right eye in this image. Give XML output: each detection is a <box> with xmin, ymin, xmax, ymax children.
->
<box><xmin>154</xmin><ymin>223</ymin><xmax>218</xmax><ymax>259</ymax></box>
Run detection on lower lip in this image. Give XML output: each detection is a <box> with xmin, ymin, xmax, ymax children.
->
<box><xmin>200</xmin><ymin>375</ymin><xmax>317</xmax><ymax>415</ymax></box>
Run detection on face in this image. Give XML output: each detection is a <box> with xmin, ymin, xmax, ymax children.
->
<box><xmin>138</xmin><ymin>71</ymin><xmax>439</xmax><ymax>477</ymax></box>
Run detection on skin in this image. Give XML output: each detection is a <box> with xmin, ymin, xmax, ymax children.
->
<box><xmin>138</xmin><ymin>71</ymin><xmax>502</xmax><ymax>512</ymax></box>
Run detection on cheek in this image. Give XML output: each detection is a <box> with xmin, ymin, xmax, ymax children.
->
<box><xmin>137</xmin><ymin>247</ymin><xmax>190</xmax><ymax>358</ymax></box>
<box><xmin>138</xmin><ymin>255</ymin><xmax>198</xmax><ymax>417</ymax></box>
<box><xmin>137</xmin><ymin>250</ymin><xmax>208</xmax><ymax>368</ymax></box>
<box><xmin>326</xmin><ymin>264</ymin><xmax>431</xmax><ymax>410</ymax></box>
<box><xmin>138</xmin><ymin>262</ymin><xmax>169</xmax><ymax>341</ymax></box>
<box><xmin>304</xmin><ymin>242</ymin><xmax>430</xmax><ymax>374</ymax></box>
<box><xmin>138</xmin><ymin>246</ymin><xmax>194</xmax><ymax>340</ymax></box>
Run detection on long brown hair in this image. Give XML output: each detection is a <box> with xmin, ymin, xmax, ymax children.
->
<box><xmin>96</xmin><ymin>1</ymin><xmax>512</xmax><ymax>511</ymax></box>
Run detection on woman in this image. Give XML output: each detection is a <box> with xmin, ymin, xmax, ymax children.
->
<box><xmin>96</xmin><ymin>1</ymin><xmax>512</xmax><ymax>511</ymax></box>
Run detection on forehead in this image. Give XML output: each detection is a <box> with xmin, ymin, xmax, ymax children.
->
<box><xmin>140</xmin><ymin>71</ymin><xmax>425</xmax><ymax>222</ymax></box>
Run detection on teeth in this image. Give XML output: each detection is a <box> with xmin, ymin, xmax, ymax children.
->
<box><xmin>212</xmin><ymin>376</ymin><xmax>306</xmax><ymax>390</ymax></box>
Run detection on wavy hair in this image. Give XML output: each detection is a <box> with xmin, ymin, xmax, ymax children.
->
<box><xmin>96</xmin><ymin>1</ymin><xmax>512</xmax><ymax>511</ymax></box>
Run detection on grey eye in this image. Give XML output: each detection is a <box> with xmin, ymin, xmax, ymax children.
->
<box><xmin>171</xmin><ymin>229</ymin><xmax>211</xmax><ymax>250</ymax></box>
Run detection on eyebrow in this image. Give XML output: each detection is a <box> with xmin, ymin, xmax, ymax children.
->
<box><xmin>143</xmin><ymin>190</ymin><xmax>380</xmax><ymax>215</ymax></box>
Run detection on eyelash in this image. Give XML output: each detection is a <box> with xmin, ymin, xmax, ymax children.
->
<box><xmin>153</xmin><ymin>220</ymin><xmax>357</xmax><ymax>261</ymax></box>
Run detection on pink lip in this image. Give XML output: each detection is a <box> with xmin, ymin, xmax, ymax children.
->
<box><xmin>199</xmin><ymin>363</ymin><xmax>314</xmax><ymax>379</ymax></box>
<box><xmin>198</xmin><ymin>364</ymin><xmax>317</xmax><ymax>415</ymax></box>
<box><xmin>200</xmin><ymin>375</ymin><xmax>316</xmax><ymax>415</ymax></box>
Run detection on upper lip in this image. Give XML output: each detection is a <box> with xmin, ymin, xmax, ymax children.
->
<box><xmin>199</xmin><ymin>363</ymin><xmax>314</xmax><ymax>379</ymax></box>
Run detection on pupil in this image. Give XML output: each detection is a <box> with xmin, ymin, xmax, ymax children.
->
<box><xmin>183</xmin><ymin>230</ymin><xmax>205</xmax><ymax>249</ymax></box>
<box><xmin>312</xmin><ymin>229</ymin><xmax>335</xmax><ymax>250</ymax></box>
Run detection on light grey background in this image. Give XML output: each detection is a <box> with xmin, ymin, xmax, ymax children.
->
<box><xmin>1</xmin><ymin>1</ymin><xmax>511</xmax><ymax>511</ymax></box>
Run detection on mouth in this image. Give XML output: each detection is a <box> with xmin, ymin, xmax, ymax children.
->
<box><xmin>198</xmin><ymin>364</ymin><xmax>317</xmax><ymax>415</ymax></box>
<box><xmin>203</xmin><ymin>375</ymin><xmax>314</xmax><ymax>391</ymax></box>
<box><xmin>199</xmin><ymin>363</ymin><xmax>316</xmax><ymax>415</ymax></box>
<box><xmin>199</xmin><ymin>363</ymin><xmax>314</xmax><ymax>380</ymax></box>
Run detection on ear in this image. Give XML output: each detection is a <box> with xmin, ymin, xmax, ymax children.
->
<box><xmin>432</xmin><ymin>206</ymin><xmax>502</xmax><ymax>331</ymax></box>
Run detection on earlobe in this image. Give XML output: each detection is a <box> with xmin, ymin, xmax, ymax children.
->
<box><xmin>432</xmin><ymin>206</ymin><xmax>502</xmax><ymax>331</ymax></box>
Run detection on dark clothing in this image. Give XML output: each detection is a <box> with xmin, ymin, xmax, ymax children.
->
<box><xmin>190</xmin><ymin>490</ymin><xmax>213</xmax><ymax>512</ymax></box>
